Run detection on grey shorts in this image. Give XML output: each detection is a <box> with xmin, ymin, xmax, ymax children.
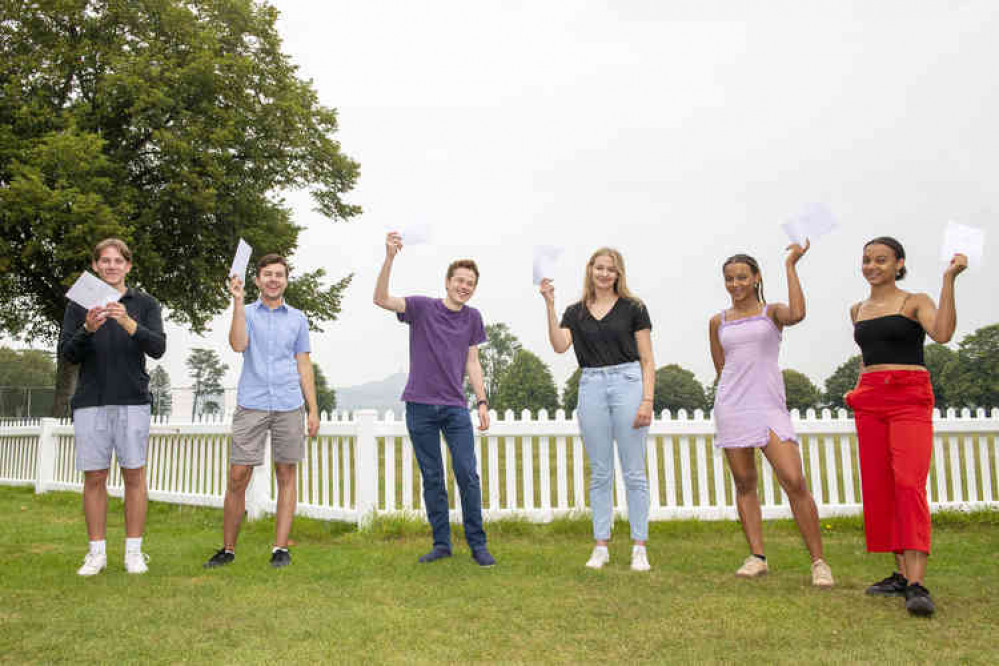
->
<box><xmin>231</xmin><ymin>406</ymin><xmax>305</xmax><ymax>466</ymax></box>
<box><xmin>74</xmin><ymin>404</ymin><xmax>152</xmax><ymax>472</ymax></box>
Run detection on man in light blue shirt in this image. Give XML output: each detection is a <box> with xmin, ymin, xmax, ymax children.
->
<box><xmin>204</xmin><ymin>254</ymin><xmax>320</xmax><ymax>569</ymax></box>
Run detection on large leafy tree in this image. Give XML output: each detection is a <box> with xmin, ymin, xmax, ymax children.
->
<box><xmin>923</xmin><ymin>343</ymin><xmax>959</xmax><ymax>409</ymax></box>
<box><xmin>493</xmin><ymin>349</ymin><xmax>559</xmax><ymax>416</ymax></box>
<box><xmin>312</xmin><ymin>361</ymin><xmax>336</xmax><ymax>415</ymax></box>
<box><xmin>561</xmin><ymin>367</ymin><xmax>582</xmax><ymax>414</ymax></box>
<box><xmin>952</xmin><ymin>324</ymin><xmax>999</xmax><ymax>409</ymax></box>
<box><xmin>782</xmin><ymin>369</ymin><xmax>822</xmax><ymax>413</ymax></box>
<box><xmin>186</xmin><ymin>347</ymin><xmax>227</xmax><ymax>420</ymax></box>
<box><xmin>149</xmin><ymin>365</ymin><xmax>172</xmax><ymax>418</ymax></box>
<box><xmin>465</xmin><ymin>322</ymin><xmax>522</xmax><ymax>407</ymax></box>
<box><xmin>0</xmin><ymin>0</ymin><xmax>359</xmax><ymax>415</ymax></box>
<box><xmin>654</xmin><ymin>364</ymin><xmax>707</xmax><ymax>413</ymax></box>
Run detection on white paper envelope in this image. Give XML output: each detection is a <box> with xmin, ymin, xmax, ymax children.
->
<box><xmin>65</xmin><ymin>271</ymin><xmax>122</xmax><ymax>310</ymax></box>
<box><xmin>395</xmin><ymin>220</ymin><xmax>431</xmax><ymax>246</ymax></box>
<box><xmin>940</xmin><ymin>221</ymin><xmax>984</xmax><ymax>269</ymax></box>
<box><xmin>781</xmin><ymin>203</ymin><xmax>837</xmax><ymax>245</ymax></box>
<box><xmin>532</xmin><ymin>245</ymin><xmax>563</xmax><ymax>285</ymax></box>
<box><xmin>229</xmin><ymin>238</ymin><xmax>252</xmax><ymax>280</ymax></box>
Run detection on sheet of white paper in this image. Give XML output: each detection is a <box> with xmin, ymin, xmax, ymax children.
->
<box><xmin>229</xmin><ymin>238</ymin><xmax>253</xmax><ymax>282</ymax></box>
<box><xmin>229</xmin><ymin>238</ymin><xmax>252</xmax><ymax>280</ymax></box>
<box><xmin>940</xmin><ymin>221</ymin><xmax>984</xmax><ymax>268</ymax></box>
<box><xmin>781</xmin><ymin>203</ymin><xmax>837</xmax><ymax>245</ymax></box>
<box><xmin>395</xmin><ymin>220</ymin><xmax>431</xmax><ymax>246</ymax></box>
<box><xmin>532</xmin><ymin>245</ymin><xmax>563</xmax><ymax>285</ymax></box>
<box><xmin>65</xmin><ymin>271</ymin><xmax>122</xmax><ymax>310</ymax></box>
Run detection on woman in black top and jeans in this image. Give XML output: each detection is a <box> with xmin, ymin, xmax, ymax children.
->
<box><xmin>541</xmin><ymin>248</ymin><xmax>656</xmax><ymax>571</ymax></box>
<box><xmin>845</xmin><ymin>236</ymin><xmax>966</xmax><ymax>616</ymax></box>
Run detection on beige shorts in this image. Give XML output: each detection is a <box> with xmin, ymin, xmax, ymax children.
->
<box><xmin>231</xmin><ymin>406</ymin><xmax>305</xmax><ymax>466</ymax></box>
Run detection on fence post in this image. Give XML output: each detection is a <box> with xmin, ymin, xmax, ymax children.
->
<box><xmin>245</xmin><ymin>431</ymin><xmax>272</xmax><ymax>520</ymax></box>
<box><xmin>355</xmin><ymin>409</ymin><xmax>379</xmax><ymax>527</ymax></box>
<box><xmin>35</xmin><ymin>418</ymin><xmax>58</xmax><ymax>494</ymax></box>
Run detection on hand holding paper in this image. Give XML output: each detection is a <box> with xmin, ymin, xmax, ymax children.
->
<box><xmin>532</xmin><ymin>245</ymin><xmax>563</xmax><ymax>285</ymax></box>
<box><xmin>781</xmin><ymin>203</ymin><xmax>837</xmax><ymax>246</ymax></box>
<box><xmin>940</xmin><ymin>221</ymin><xmax>984</xmax><ymax>270</ymax></box>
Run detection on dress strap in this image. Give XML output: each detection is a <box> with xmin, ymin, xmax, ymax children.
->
<box><xmin>720</xmin><ymin>309</ymin><xmax>727</xmax><ymax>324</ymax></box>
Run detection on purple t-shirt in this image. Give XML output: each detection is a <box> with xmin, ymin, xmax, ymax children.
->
<box><xmin>397</xmin><ymin>296</ymin><xmax>487</xmax><ymax>407</ymax></box>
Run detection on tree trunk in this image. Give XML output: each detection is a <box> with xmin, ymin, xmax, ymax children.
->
<box><xmin>52</xmin><ymin>356</ymin><xmax>78</xmax><ymax>418</ymax></box>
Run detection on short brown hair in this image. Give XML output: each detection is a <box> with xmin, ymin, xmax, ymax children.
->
<box><xmin>256</xmin><ymin>254</ymin><xmax>290</xmax><ymax>276</ymax></box>
<box><xmin>446</xmin><ymin>259</ymin><xmax>479</xmax><ymax>282</ymax></box>
<box><xmin>93</xmin><ymin>238</ymin><xmax>132</xmax><ymax>263</ymax></box>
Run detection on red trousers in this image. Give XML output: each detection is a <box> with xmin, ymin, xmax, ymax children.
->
<box><xmin>847</xmin><ymin>370</ymin><xmax>934</xmax><ymax>554</ymax></box>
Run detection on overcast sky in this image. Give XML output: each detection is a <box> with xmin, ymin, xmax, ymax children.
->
<box><xmin>152</xmin><ymin>0</ymin><xmax>998</xmax><ymax>392</ymax></box>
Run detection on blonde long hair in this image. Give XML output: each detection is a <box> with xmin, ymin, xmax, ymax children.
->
<box><xmin>581</xmin><ymin>247</ymin><xmax>642</xmax><ymax>305</ymax></box>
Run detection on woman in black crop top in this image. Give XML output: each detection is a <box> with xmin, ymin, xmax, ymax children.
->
<box><xmin>845</xmin><ymin>236</ymin><xmax>967</xmax><ymax>617</ymax></box>
<box><xmin>540</xmin><ymin>248</ymin><xmax>656</xmax><ymax>572</ymax></box>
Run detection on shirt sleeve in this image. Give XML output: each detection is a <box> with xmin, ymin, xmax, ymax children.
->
<box><xmin>632</xmin><ymin>301</ymin><xmax>652</xmax><ymax>332</ymax></box>
<box><xmin>58</xmin><ymin>303</ymin><xmax>92</xmax><ymax>364</ymax></box>
<box><xmin>294</xmin><ymin>312</ymin><xmax>311</xmax><ymax>354</ymax></box>
<box><xmin>397</xmin><ymin>295</ymin><xmax>426</xmax><ymax>324</ymax></box>
<box><xmin>470</xmin><ymin>309</ymin><xmax>487</xmax><ymax>347</ymax></box>
<box><xmin>131</xmin><ymin>296</ymin><xmax>167</xmax><ymax>359</ymax></box>
<box><xmin>559</xmin><ymin>303</ymin><xmax>578</xmax><ymax>330</ymax></box>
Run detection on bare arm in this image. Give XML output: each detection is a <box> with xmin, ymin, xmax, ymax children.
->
<box><xmin>539</xmin><ymin>278</ymin><xmax>572</xmax><ymax>353</ymax></box>
<box><xmin>228</xmin><ymin>277</ymin><xmax>248</xmax><ymax>352</ymax></box>
<box><xmin>373</xmin><ymin>232</ymin><xmax>407</xmax><ymax>314</ymax></box>
<box><xmin>709</xmin><ymin>314</ymin><xmax>725</xmax><ymax>377</ymax></box>
<box><xmin>633</xmin><ymin>328</ymin><xmax>655</xmax><ymax>428</ymax></box>
<box><xmin>466</xmin><ymin>346</ymin><xmax>489</xmax><ymax>430</ymax></box>
<box><xmin>296</xmin><ymin>352</ymin><xmax>320</xmax><ymax>437</ymax></box>
<box><xmin>919</xmin><ymin>254</ymin><xmax>967</xmax><ymax>343</ymax></box>
<box><xmin>772</xmin><ymin>240</ymin><xmax>809</xmax><ymax>327</ymax></box>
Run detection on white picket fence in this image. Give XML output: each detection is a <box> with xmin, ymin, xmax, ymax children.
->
<box><xmin>1</xmin><ymin>408</ymin><xmax>997</xmax><ymax>525</ymax></box>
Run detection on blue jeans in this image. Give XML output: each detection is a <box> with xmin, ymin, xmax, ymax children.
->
<box><xmin>577</xmin><ymin>361</ymin><xmax>650</xmax><ymax>541</ymax></box>
<box><xmin>405</xmin><ymin>402</ymin><xmax>487</xmax><ymax>551</ymax></box>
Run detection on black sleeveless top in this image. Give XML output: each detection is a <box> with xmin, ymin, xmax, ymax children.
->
<box><xmin>853</xmin><ymin>315</ymin><xmax>925</xmax><ymax>366</ymax></box>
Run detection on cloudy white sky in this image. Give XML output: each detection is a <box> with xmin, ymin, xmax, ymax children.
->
<box><xmin>159</xmin><ymin>0</ymin><xmax>998</xmax><ymax>393</ymax></box>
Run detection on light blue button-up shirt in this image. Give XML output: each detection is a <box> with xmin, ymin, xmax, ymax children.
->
<box><xmin>237</xmin><ymin>300</ymin><xmax>311</xmax><ymax>411</ymax></box>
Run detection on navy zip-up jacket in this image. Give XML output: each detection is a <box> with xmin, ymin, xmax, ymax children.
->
<box><xmin>58</xmin><ymin>288</ymin><xmax>167</xmax><ymax>409</ymax></box>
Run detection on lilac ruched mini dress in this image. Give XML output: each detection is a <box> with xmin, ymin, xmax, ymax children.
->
<box><xmin>713</xmin><ymin>304</ymin><xmax>797</xmax><ymax>448</ymax></box>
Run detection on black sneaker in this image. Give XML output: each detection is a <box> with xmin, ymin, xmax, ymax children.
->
<box><xmin>865</xmin><ymin>572</ymin><xmax>908</xmax><ymax>596</ymax></box>
<box><xmin>203</xmin><ymin>548</ymin><xmax>235</xmax><ymax>569</ymax></box>
<box><xmin>418</xmin><ymin>546</ymin><xmax>452</xmax><ymax>563</ymax></box>
<box><xmin>270</xmin><ymin>548</ymin><xmax>291</xmax><ymax>568</ymax></box>
<box><xmin>904</xmin><ymin>583</ymin><xmax>935</xmax><ymax>617</ymax></box>
<box><xmin>471</xmin><ymin>547</ymin><xmax>496</xmax><ymax>568</ymax></box>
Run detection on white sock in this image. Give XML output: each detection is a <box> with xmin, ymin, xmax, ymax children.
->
<box><xmin>632</xmin><ymin>544</ymin><xmax>646</xmax><ymax>555</ymax></box>
<box><xmin>272</xmin><ymin>546</ymin><xmax>288</xmax><ymax>553</ymax></box>
<box><xmin>593</xmin><ymin>545</ymin><xmax>609</xmax><ymax>555</ymax></box>
<box><xmin>125</xmin><ymin>537</ymin><xmax>143</xmax><ymax>554</ymax></box>
<box><xmin>89</xmin><ymin>540</ymin><xmax>106</xmax><ymax>556</ymax></box>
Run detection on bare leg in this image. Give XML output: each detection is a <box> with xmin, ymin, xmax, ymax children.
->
<box><xmin>222</xmin><ymin>465</ymin><xmax>253</xmax><ymax>550</ymax></box>
<box><xmin>903</xmin><ymin>550</ymin><xmax>927</xmax><ymax>584</ymax></box>
<box><xmin>762</xmin><ymin>432</ymin><xmax>824</xmax><ymax>561</ymax></box>
<box><xmin>725</xmin><ymin>448</ymin><xmax>764</xmax><ymax>555</ymax></box>
<box><xmin>120</xmin><ymin>467</ymin><xmax>148</xmax><ymax>539</ymax></box>
<box><xmin>83</xmin><ymin>470</ymin><xmax>110</xmax><ymax>541</ymax></box>
<box><xmin>273</xmin><ymin>463</ymin><xmax>297</xmax><ymax>548</ymax></box>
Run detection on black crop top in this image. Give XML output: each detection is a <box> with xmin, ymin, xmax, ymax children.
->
<box><xmin>853</xmin><ymin>315</ymin><xmax>925</xmax><ymax>366</ymax></box>
<box><xmin>561</xmin><ymin>298</ymin><xmax>652</xmax><ymax>368</ymax></box>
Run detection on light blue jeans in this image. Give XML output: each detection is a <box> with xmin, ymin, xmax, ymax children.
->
<box><xmin>577</xmin><ymin>361</ymin><xmax>650</xmax><ymax>541</ymax></box>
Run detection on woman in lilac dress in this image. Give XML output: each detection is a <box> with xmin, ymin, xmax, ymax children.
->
<box><xmin>708</xmin><ymin>242</ymin><xmax>833</xmax><ymax>587</ymax></box>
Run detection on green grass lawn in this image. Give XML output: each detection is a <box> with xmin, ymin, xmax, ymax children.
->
<box><xmin>1</xmin><ymin>486</ymin><xmax>996</xmax><ymax>664</ymax></box>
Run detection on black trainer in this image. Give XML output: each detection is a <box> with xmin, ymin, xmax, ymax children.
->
<box><xmin>418</xmin><ymin>546</ymin><xmax>452</xmax><ymax>563</ymax></box>
<box><xmin>204</xmin><ymin>548</ymin><xmax>235</xmax><ymax>569</ymax></box>
<box><xmin>865</xmin><ymin>572</ymin><xmax>908</xmax><ymax>596</ymax></box>
<box><xmin>904</xmin><ymin>583</ymin><xmax>936</xmax><ymax>617</ymax></box>
<box><xmin>471</xmin><ymin>547</ymin><xmax>496</xmax><ymax>568</ymax></box>
<box><xmin>270</xmin><ymin>548</ymin><xmax>291</xmax><ymax>568</ymax></box>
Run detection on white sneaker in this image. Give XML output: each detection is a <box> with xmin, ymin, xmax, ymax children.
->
<box><xmin>811</xmin><ymin>559</ymin><xmax>835</xmax><ymax>588</ymax></box>
<box><xmin>77</xmin><ymin>552</ymin><xmax>106</xmax><ymax>576</ymax></box>
<box><xmin>735</xmin><ymin>555</ymin><xmax>769</xmax><ymax>578</ymax></box>
<box><xmin>630</xmin><ymin>547</ymin><xmax>651</xmax><ymax>572</ymax></box>
<box><xmin>124</xmin><ymin>551</ymin><xmax>150</xmax><ymax>574</ymax></box>
<box><xmin>585</xmin><ymin>546</ymin><xmax>610</xmax><ymax>569</ymax></box>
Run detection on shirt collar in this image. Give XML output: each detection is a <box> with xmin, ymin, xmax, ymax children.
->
<box><xmin>254</xmin><ymin>298</ymin><xmax>288</xmax><ymax>312</ymax></box>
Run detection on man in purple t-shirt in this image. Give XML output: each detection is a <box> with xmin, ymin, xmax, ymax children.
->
<box><xmin>374</xmin><ymin>232</ymin><xmax>495</xmax><ymax>567</ymax></box>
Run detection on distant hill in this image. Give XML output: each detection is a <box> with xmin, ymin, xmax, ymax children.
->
<box><xmin>334</xmin><ymin>372</ymin><xmax>407</xmax><ymax>417</ymax></box>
